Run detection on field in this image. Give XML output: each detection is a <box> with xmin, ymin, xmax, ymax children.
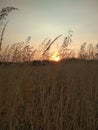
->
<box><xmin>0</xmin><ymin>60</ymin><xmax>98</xmax><ymax>130</ymax></box>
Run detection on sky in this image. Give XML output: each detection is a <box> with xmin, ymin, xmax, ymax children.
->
<box><xmin>0</xmin><ymin>0</ymin><xmax>98</xmax><ymax>50</ymax></box>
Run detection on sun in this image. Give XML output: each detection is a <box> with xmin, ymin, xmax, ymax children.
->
<box><xmin>50</xmin><ymin>52</ymin><xmax>60</xmax><ymax>62</ymax></box>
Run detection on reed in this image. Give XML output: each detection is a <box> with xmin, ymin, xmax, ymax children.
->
<box><xmin>0</xmin><ymin>60</ymin><xmax>98</xmax><ymax>130</ymax></box>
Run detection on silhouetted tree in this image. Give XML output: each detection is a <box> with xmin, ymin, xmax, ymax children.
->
<box><xmin>79</xmin><ymin>42</ymin><xmax>87</xmax><ymax>59</ymax></box>
<box><xmin>87</xmin><ymin>43</ymin><xmax>94</xmax><ymax>59</ymax></box>
<box><xmin>95</xmin><ymin>43</ymin><xmax>98</xmax><ymax>59</ymax></box>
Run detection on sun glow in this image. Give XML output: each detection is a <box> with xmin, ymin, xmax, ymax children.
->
<box><xmin>50</xmin><ymin>52</ymin><xmax>60</xmax><ymax>62</ymax></box>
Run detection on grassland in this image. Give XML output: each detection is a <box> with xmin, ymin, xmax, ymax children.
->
<box><xmin>0</xmin><ymin>60</ymin><xmax>98</xmax><ymax>130</ymax></box>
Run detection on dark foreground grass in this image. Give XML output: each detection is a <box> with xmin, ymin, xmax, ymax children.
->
<box><xmin>0</xmin><ymin>60</ymin><xmax>98</xmax><ymax>130</ymax></box>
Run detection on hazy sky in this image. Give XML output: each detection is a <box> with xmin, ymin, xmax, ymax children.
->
<box><xmin>0</xmin><ymin>0</ymin><xmax>98</xmax><ymax>49</ymax></box>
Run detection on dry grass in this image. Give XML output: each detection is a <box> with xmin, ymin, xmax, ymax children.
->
<box><xmin>0</xmin><ymin>61</ymin><xmax>98</xmax><ymax>130</ymax></box>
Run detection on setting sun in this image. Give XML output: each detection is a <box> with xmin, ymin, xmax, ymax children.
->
<box><xmin>50</xmin><ymin>52</ymin><xmax>60</xmax><ymax>62</ymax></box>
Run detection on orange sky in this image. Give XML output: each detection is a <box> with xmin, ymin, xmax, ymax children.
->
<box><xmin>0</xmin><ymin>0</ymin><xmax>98</xmax><ymax>52</ymax></box>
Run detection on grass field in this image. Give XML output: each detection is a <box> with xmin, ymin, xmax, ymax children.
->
<box><xmin>0</xmin><ymin>60</ymin><xmax>98</xmax><ymax>130</ymax></box>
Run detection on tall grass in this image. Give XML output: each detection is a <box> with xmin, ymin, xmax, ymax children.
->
<box><xmin>0</xmin><ymin>61</ymin><xmax>98</xmax><ymax>130</ymax></box>
<box><xmin>0</xmin><ymin>6</ymin><xmax>98</xmax><ymax>130</ymax></box>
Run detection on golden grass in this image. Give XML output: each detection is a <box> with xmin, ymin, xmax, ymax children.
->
<box><xmin>0</xmin><ymin>61</ymin><xmax>98</xmax><ymax>130</ymax></box>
